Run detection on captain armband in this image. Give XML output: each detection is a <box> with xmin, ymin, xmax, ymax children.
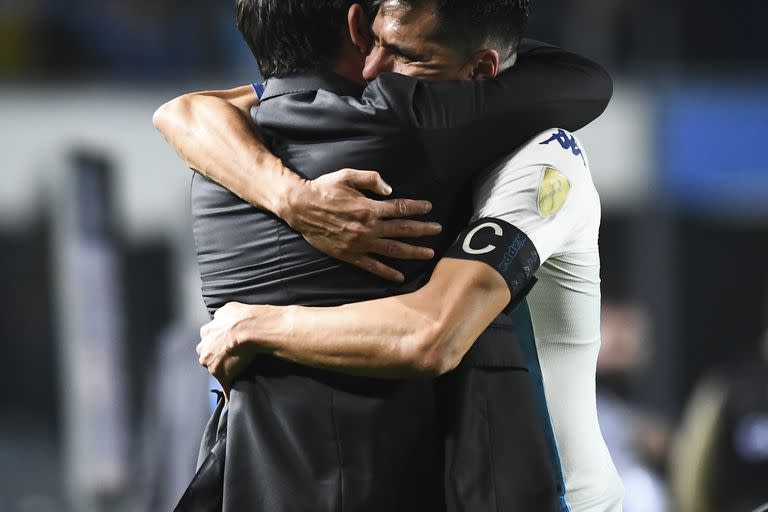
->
<box><xmin>445</xmin><ymin>218</ymin><xmax>541</xmax><ymax>310</ymax></box>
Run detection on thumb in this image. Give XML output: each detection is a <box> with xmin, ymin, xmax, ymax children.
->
<box><xmin>344</xmin><ymin>170</ymin><xmax>392</xmax><ymax>196</ymax></box>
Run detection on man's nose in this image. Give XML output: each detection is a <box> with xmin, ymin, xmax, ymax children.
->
<box><xmin>363</xmin><ymin>46</ymin><xmax>394</xmax><ymax>81</ymax></box>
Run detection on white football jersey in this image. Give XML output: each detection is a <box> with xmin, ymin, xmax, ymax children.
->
<box><xmin>473</xmin><ymin>129</ymin><xmax>624</xmax><ymax>511</ymax></box>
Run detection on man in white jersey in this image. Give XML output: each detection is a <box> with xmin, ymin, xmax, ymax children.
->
<box><xmin>199</xmin><ymin>127</ymin><xmax>625</xmax><ymax>511</ymax></box>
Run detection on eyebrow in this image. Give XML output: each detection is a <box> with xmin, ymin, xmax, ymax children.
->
<box><xmin>373</xmin><ymin>33</ymin><xmax>427</xmax><ymax>62</ymax></box>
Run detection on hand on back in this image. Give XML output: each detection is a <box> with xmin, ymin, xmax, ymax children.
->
<box><xmin>283</xmin><ymin>169</ymin><xmax>442</xmax><ymax>282</ymax></box>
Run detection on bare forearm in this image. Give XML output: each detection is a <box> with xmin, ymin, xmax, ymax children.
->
<box><xmin>153</xmin><ymin>90</ymin><xmax>302</xmax><ymax>216</ymax></box>
<box><xmin>245</xmin><ymin>299</ymin><xmax>434</xmax><ymax>378</ymax></box>
<box><xmin>236</xmin><ymin>260</ymin><xmax>510</xmax><ymax>377</ymax></box>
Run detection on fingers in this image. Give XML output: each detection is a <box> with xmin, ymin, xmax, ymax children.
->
<box><xmin>341</xmin><ymin>169</ymin><xmax>393</xmax><ymax>197</ymax></box>
<box><xmin>376</xmin><ymin>219</ymin><xmax>442</xmax><ymax>239</ymax></box>
<box><xmin>369</xmin><ymin>239</ymin><xmax>435</xmax><ymax>261</ymax></box>
<box><xmin>370</xmin><ymin>198</ymin><xmax>433</xmax><ymax>219</ymax></box>
<box><xmin>350</xmin><ymin>255</ymin><xmax>405</xmax><ymax>283</ymax></box>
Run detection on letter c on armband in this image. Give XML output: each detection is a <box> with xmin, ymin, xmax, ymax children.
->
<box><xmin>462</xmin><ymin>222</ymin><xmax>504</xmax><ymax>255</ymax></box>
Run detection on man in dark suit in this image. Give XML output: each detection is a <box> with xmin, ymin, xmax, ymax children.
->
<box><xmin>155</xmin><ymin>1</ymin><xmax>612</xmax><ymax>510</ymax></box>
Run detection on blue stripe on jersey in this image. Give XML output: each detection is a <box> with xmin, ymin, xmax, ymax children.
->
<box><xmin>252</xmin><ymin>82</ymin><xmax>265</xmax><ymax>99</ymax></box>
<box><xmin>510</xmin><ymin>299</ymin><xmax>571</xmax><ymax>512</ymax></box>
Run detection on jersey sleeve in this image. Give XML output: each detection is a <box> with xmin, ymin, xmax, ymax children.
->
<box><xmin>443</xmin><ymin>129</ymin><xmax>598</xmax><ymax>300</ymax></box>
<box><xmin>473</xmin><ymin>128</ymin><xmax>598</xmax><ymax>263</ymax></box>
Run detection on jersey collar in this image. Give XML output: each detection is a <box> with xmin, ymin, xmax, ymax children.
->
<box><xmin>260</xmin><ymin>70</ymin><xmax>365</xmax><ymax>102</ymax></box>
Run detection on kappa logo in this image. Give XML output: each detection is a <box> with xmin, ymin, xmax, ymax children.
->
<box><xmin>540</xmin><ymin>129</ymin><xmax>586</xmax><ymax>166</ymax></box>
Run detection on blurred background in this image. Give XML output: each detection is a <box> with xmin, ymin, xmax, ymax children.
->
<box><xmin>1</xmin><ymin>1</ymin><xmax>767</xmax><ymax>511</ymax></box>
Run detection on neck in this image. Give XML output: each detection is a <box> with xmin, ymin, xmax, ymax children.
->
<box><xmin>329</xmin><ymin>60</ymin><xmax>366</xmax><ymax>85</ymax></box>
<box><xmin>328</xmin><ymin>42</ymin><xmax>367</xmax><ymax>85</ymax></box>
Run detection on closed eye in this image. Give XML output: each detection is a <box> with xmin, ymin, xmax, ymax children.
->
<box><xmin>373</xmin><ymin>35</ymin><xmax>426</xmax><ymax>63</ymax></box>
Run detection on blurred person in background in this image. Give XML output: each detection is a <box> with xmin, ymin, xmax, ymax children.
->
<box><xmin>671</xmin><ymin>288</ymin><xmax>768</xmax><ymax>512</ymax></box>
<box><xmin>155</xmin><ymin>0</ymin><xmax>613</xmax><ymax>510</ymax></box>
<box><xmin>133</xmin><ymin>324</ymin><xmax>210</xmax><ymax>512</ymax></box>
<box><xmin>132</xmin><ymin>261</ymin><xmax>213</xmax><ymax>512</ymax></box>
<box><xmin>597</xmin><ymin>302</ymin><xmax>670</xmax><ymax>512</ymax></box>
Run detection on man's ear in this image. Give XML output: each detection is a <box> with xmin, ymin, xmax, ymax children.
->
<box><xmin>348</xmin><ymin>4</ymin><xmax>372</xmax><ymax>55</ymax></box>
<box><xmin>470</xmin><ymin>49</ymin><xmax>500</xmax><ymax>80</ymax></box>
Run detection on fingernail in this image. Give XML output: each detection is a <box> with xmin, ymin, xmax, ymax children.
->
<box><xmin>426</xmin><ymin>249</ymin><xmax>435</xmax><ymax>258</ymax></box>
<box><xmin>396</xmin><ymin>273</ymin><xmax>405</xmax><ymax>283</ymax></box>
<box><xmin>432</xmin><ymin>223</ymin><xmax>442</xmax><ymax>233</ymax></box>
<box><xmin>382</xmin><ymin>181</ymin><xmax>393</xmax><ymax>195</ymax></box>
<box><xmin>424</xmin><ymin>202</ymin><xmax>432</xmax><ymax>212</ymax></box>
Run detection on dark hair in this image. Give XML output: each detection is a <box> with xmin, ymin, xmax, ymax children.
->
<box><xmin>236</xmin><ymin>0</ymin><xmax>380</xmax><ymax>78</ymax></box>
<box><xmin>386</xmin><ymin>0</ymin><xmax>531</xmax><ymax>64</ymax></box>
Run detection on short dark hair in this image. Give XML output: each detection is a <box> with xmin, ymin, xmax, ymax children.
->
<box><xmin>236</xmin><ymin>0</ymin><xmax>379</xmax><ymax>78</ymax></box>
<box><xmin>385</xmin><ymin>0</ymin><xmax>531</xmax><ymax>64</ymax></box>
